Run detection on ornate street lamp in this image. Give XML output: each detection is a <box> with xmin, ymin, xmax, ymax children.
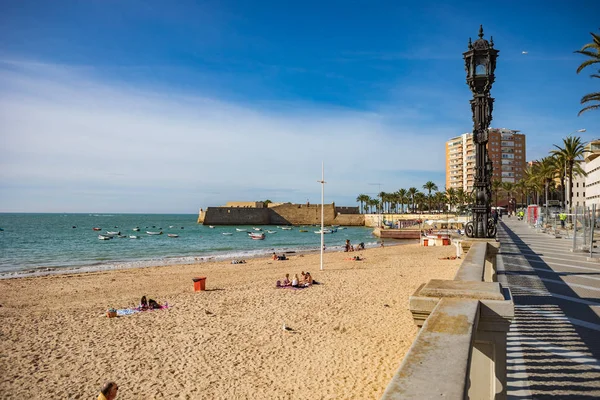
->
<box><xmin>463</xmin><ymin>25</ymin><xmax>499</xmax><ymax>238</ymax></box>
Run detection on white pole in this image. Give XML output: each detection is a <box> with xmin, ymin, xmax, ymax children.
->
<box><xmin>318</xmin><ymin>162</ymin><xmax>325</xmax><ymax>271</ymax></box>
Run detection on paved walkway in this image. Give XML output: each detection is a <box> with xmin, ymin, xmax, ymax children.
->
<box><xmin>497</xmin><ymin>218</ymin><xmax>600</xmax><ymax>399</ymax></box>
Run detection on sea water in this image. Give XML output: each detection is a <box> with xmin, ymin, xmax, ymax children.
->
<box><xmin>0</xmin><ymin>213</ymin><xmax>381</xmax><ymax>278</ymax></box>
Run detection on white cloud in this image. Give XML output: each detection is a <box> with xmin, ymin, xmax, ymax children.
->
<box><xmin>0</xmin><ymin>60</ymin><xmax>452</xmax><ymax>213</ymax></box>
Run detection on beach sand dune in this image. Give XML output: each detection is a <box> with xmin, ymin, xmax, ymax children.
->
<box><xmin>0</xmin><ymin>244</ymin><xmax>459</xmax><ymax>399</ymax></box>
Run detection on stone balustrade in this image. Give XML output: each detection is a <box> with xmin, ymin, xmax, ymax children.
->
<box><xmin>381</xmin><ymin>240</ymin><xmax>513</xmax><ymax>399</ymax></box>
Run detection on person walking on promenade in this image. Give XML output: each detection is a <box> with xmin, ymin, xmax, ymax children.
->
<box><xmin>559</xmin><ymin>212</ymin><xmax>567</xmax><ymax>228</ymax></box>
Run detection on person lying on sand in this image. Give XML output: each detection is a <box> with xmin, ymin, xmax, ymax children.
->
<box><xmin>97</xmin><ymin>381</ymin><xmax>118</xmax><ymax>400</ymax></box>
<box><xmin>439</xmin><ymin>256</ymin><xmax>458</xmax><ymax>260</ymax></box>
<box><xmin>140</xmin><ymin>296</ymin><xmax>148</xmax><ymax>310</ymax></box>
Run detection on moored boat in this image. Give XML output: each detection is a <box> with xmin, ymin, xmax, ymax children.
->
<box><xmin>209</xmin><ymin>226</ymin><xmax>215</xmax><ymax>229</ymax></box>
<box><xmin>236</xmin><ymin>228</ymin><xmax>247</xmax><ymax>232</ymax></box>
<box><xmin>249</xmin><ymin>232</ymin><xmax>265</xmax><ymax>240</ymax></box>
<box><xmin>168</xmin><ymin>233</ymin><xmax>179</xmax><ymax>238</ymax></box>
<box><xmin>314</xmin><ymin>229</ymin><xmax>333</xmax><ymax>234</ymax></box>
<box><xmin>253</xmin><ymin>227</ymin><xmax>262</xmax><ymax>231</ymax></box>
<box><xmin>129</xmin><ymin>235</ymin><xmax>140</xmax><ymax>239</ymax></box>
<box><xmin>133</xmin><ymin>227</ymin><xmax>140</xmax><ymax>231</ymax></box>
<box><xmin>98</xmin><ymin>234</ymin><xmax>112</xmax><ymax>240</ymax></box>
<box><xmin>299</xmin><ymin>229</ymin><xmax>308</xmax><ymax>232</ymax></box>
<box><xmin>281</xmin><ymin>227</ymin><xmax>292</xmax><ymax>230</ymax></box>
<box><xmin>222</xmin><ymin>232</ymin><xmax>233</xmax><ymax>236</ymax></box>
<box><xmin>93</xmin><ymin>227</ymin><xmax>102</xmax><ymax>231</ymax></box>
<box><xmin>266</xmin><ymin>230</ymin><xmax>276</xmax><ymax>234</ymax></box>
<box><xmin>107</xmin><ymin>231</ymin><xmax>120</xmax><ymax>235</ymax></box>
<box><xmin>147</xmin><ymin>231</ymin><xmax>163</xmax><ymax>235</ymax></box>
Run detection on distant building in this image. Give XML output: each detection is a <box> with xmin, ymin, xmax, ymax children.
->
<box><xmin>583</xmin><ymin>140</ymin><xmax>600</xmax><ymax>208</ymax></box>
<box><xmin>445</xmin><ymin>128</ymin><xmax>527</xmax><ymax>192</ymax></box>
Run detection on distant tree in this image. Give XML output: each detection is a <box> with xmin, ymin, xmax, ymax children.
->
<box><xmin>575</xmin><ymin>31</ymin><xmax>600</xmax><ymax>115</ymax></box>
<box><xmin>445</xmin><ymin>187</ymin><xmax>457</xmax><ymax>212</ymax></box>
<box><xmin>422</xmin><ymin>181</ymin><xmax>438</xmax><ymax>212</ymax></box>
<box><xmin>356</xmin><ymin>194</ymin><xmax>370</xmax><ymax>214</ymax></box>
<box><xmin>492</xmin><ymin>179</ymin><xmax>502</xmax><ymax>209</ymax></box>
<box><xmin>396</xmin><ymin>189</ymin><xmax>408</xmax><ymax>214</ymax></box>
<box><xmin>551</xmin><ymin>136</ymin><xmax>587</xmax><ymax>209</ymax></box>
<box><xmin>263</xmin><ymin>200</ymin><xmax>272</xmax><ymax>207</ymax></box>
<box><xmin>407</xmin><ymin>187</ymin><xmax>418</xmax><ymax>213</ymax></box>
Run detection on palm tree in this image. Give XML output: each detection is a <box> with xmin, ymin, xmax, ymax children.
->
<box><xmin>492</xmin><ymin>179</ymin><xmax>502</xmax><ymax>209</ymax></box>
<box><xmin>414</xmin><ymin>192</ymin><xmax>426</xmax><ymax>214</ymax></box>
<box><xmin>422</xmin><ymin>181</ymin><xmax>438</xmax><ymax>212</ymax></box>
<box><xmin>456</xmin><ymin>188</ymin><xmax>467</xmax><ymax>209</ymax></box>
<box><xmin>396</xmin><ymin>189</ymin><xmax>408</xmax><ymax>214</ymax></box>
<box><xmin>537</xmin><ymin>157</ymin><xmax>558</xmax><ymax>211</ymax></box>
<box><xmin>575</xmin><ymin>31</ymin><xmax>600</xmax><ymax>115</ymax></box>
<box><xmin>408</xmin><ymin>187</ymin><xmax>418</xmax><ymax>213</ymax></box>
<box><xmin>445</xmin><ymin>187</ymin><xmax>457</xmax><ymax>213</ymax></box>
<box><xmin>551</xmin><ymin>136</ymin><xmax>587</xmax><ymax>210</ymax></box>
<box><xmin>356</xmin><ymin>194</ymin><xmax>369</xmax><ymax>214</ymax></box>
<box><xmin>501</xmin><ymin>182</ymin><xmax>515</xmax><ymax>213</ymax></box>
<box><xmin>514</xmin><ymin>179</ymin><xmax>527</xmax><ymax>207</ymax></box>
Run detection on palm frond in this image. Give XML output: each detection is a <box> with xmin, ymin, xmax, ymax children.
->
<box><xmin>579</xmin><ymin>103</ymin><xmax>600</xmax><ymax>115</ymax></box>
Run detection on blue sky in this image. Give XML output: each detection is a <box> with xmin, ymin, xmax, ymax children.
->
<box><xmin>0</xmin><ymin>0</ymin><xmax>599</xmax><ymax>213</ymax></box>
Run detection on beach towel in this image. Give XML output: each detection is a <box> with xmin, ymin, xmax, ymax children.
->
<box><xmin>116</xmin><ymin>304</ymin><xmax>169</xmax><ymax>317</ymax></box>
<box><xmin>116</xmin><ymin>308</ymin><xmax>140</xmax><ymax>317</ymax></box>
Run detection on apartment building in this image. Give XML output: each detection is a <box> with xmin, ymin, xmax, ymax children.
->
<box><xmin>584</xmin><ymin>139</ymin><xmax>600</xmax><ymax>208</ymax></box>
<box><xmin>445</xmin><ymin>128</ymin><xmax>526</xmax><ymax>192</ymax></box>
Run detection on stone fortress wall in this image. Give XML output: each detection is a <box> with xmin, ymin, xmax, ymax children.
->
<box><xmin>198</xmin><ymin>202</ymin><xmax>364</xmax><ymax>226</ymax></box>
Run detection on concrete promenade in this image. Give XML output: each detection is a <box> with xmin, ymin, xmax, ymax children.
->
<box><xmin>497</xmin><ymin>218</ymin><xmax>600</xmax><ymax>399</ymax></box>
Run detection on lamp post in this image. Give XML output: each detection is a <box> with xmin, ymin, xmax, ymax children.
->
<box><xmin>564</xmin><ymin>129</ymin><xmax>586</xmax><ymax>213</ymax></box>
<box><xmin>463</xmin><ymin>25</ymin><xmax>499</xmax><ymax>238</ymax></box>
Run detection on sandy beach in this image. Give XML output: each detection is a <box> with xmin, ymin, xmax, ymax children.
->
<box><xmin>0</xmin><ymin>243</ymin><xmax>460</xmax><ymax>399</ymax></box>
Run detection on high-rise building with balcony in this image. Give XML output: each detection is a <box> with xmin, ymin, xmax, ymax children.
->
<box><xmin>445</xmin><ymin>128</ymin><xmax>526</xmax><ymax>192</ymax></box>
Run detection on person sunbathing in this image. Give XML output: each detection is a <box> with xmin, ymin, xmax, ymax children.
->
<box><xmin>139</xmin><ymin>296</ymin><xmax>148</xmax><ymax>310</ymax></box>
<box><xmin>272</xmin><ymin>252</ymin><xmax>278</xmax><ymax>260</ymax></box>
<box><xmin>304</xmin><ymin>272</ymin><xmax>313</xmax><ymax>286</ymax></box>
<box><xmin>291</xmin><ymin>274</ymin><xmax>300</xmax><ymax>287</ymax></box>
<box><xmin>277</xmin><ymin>254</ymin><xmax>287</xmax><ymax>261</ymax></box>
<box><xmin>97</xmin><ymin>381</ymin><xmax>118</xmax><ymax>400</ymax></box>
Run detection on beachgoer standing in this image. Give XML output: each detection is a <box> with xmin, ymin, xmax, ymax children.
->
<box><xmin>98</xmin><ymin>382</ymin><xmax>118</xmax><ymax>400</ymax></box>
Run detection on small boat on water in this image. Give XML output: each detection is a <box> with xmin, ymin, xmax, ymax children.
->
<box><xmin>266</xmin><ymin>230</ymin><xmax>277</xmax><ymax>234</ymax></box>
<box><xmin>168</xmin><ymin>233</ymin><xmax>179</xmax><ymax>238</ymax></box>
<box><xmin>281</xmin><ymin>227</ymin><xmax>292</xmax><ymax>230</ymax></box>
<box><xmin>249</xmin><ymin>232</ymin><xmax>265</xmax><ymax>240</ymax></box>
<box><xmin>253</xmin><ymin>227</ymin><xmax>262</xmax><ymax>231</ymax></box>
<box><xmin>236</xmin><ymin>228</ymin><xmax>247</xmax><ymax>232</ymax></box>
<box><xmin>133</xmin><ymin>227</ymin><xmax>140</xmax><ymax>231</ymax></box>
<box><xmin>107</xmin><ymin>231</ymin><xmax>120</xmax><ymax>235</ymax></box>
<box><xmin>315</xmin><ymin>229</ymin><xmax>333</xmax><ymax>234</ymax></box>
<box><xmin>147</xmin><ymin>231</ymin><xmax>163</xmax><ymax>235</ymax></box>
<box><xmin>129</xmin><ymin>235</ymin><xmax>140</xmax><ymax>239</ymax></box>
<box><xmin>299</xmin><ymin>229</ymin><xmax>308</xmax><ymax>232</ymax></box>
<box><xmin>222</xmin><ymin>232</ymin><xmax>233</xmax><ymax>236</ymax></box>
<box><xmin>93</xmin><ymin>227</ymin><xmax>102</xmax><ymax>231</ymax></box>
<box><xmin>209</xmin><ymin>226</ymin><xmax>215</xmax><ymax>229</ymax></box>
<box><xmin>98</xmin><ymin>234</ymin><xmax>112</xmax><ymax>240</ymax></box>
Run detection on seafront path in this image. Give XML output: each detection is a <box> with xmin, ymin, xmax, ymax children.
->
<box><xmin>497</xmin><ymin>218</ymin><xmax>600</xmax><ymax>398</ymax></box>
